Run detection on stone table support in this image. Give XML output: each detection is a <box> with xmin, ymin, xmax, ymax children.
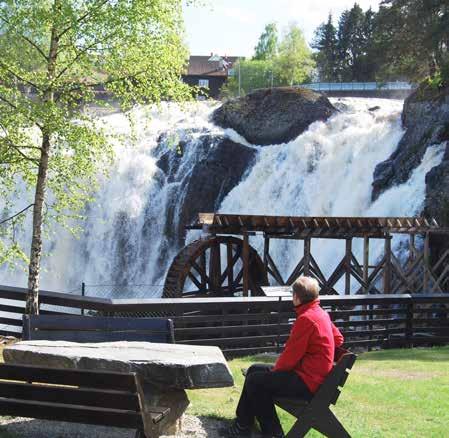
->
<box><xmin>3</xmin><ymin>341</ymin><xmax>234</xmax><ymax>437</ymax></box>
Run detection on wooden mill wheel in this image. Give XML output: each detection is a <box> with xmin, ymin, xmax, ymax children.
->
<box><xmin>163</xmin><ymin>236</ymin><xmax>268</xmax><ymax>298</ymax></box>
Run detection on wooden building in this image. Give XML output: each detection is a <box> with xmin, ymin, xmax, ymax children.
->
<box><xmin>182</xmin><ymin>55</ymin><xmax>240</xmax><ymax>99</ymax></box>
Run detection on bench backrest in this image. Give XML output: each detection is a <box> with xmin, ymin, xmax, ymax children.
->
<box><xmin>0</xmin><ymin>363</ymin><xmax>144</xmax><ymax>430</ymax></box>
<box><xmin>313</xmin><ymin>347</ymin><xmax>357</xmax><ymax>406</ymax></box>
<box><xmin>23</xmin><ymin>315</ymin><xmax>175</xmax><ymax>344</ymax></box>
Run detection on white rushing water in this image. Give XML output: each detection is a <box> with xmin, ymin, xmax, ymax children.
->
<box><xmin>0</xmin><ymin>98</ymin><xmax>445</xmax><ymax>296</ymax></box>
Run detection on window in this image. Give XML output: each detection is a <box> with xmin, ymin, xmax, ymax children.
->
<box><xmin>198</xmin><ymin>79</ymin><xmax>209</xmax><ymax>88</ymax></box>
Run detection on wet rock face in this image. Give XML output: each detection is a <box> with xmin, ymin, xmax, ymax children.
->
<box><xmin>155</xmin><ymin>134</ymin><xmax>257</xmax><ymax>248</ymax></box>
<box><xmin>371</xmin><ymin>84</ymin><xmax>449</xmax><ymax>262</ymax></box>
<box><xmin>372</xmin><ymin>85</ymin><xmax>449</xmax><ymax>202</ymax></box>
<box><xmin>212</xmin><ymin>87</ymin><xmax>336</xmax><ymax>146</ymax></box>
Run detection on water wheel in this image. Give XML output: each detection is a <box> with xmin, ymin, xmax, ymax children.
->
<box><xmin>163</xmin><ymin>236</ymin><xmax>268</xmax><ymax>298</ymax></box>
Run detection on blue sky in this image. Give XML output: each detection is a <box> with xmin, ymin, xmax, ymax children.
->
<box><xmin>183</xmin><ymin>0</ymin><xmax>382</xmax><ymax>57</ymax></box>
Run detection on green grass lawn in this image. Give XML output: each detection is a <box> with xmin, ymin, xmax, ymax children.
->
<box><xmin>187</xmin><ymin>347</ymin><xmax>449</xmax><ymax>437</ymax></box>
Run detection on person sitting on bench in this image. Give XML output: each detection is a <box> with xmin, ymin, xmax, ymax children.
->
<box><xmin>224</xmin><ymin>276</ymin><xmax>344</xmax><ymax>438</ymax></box>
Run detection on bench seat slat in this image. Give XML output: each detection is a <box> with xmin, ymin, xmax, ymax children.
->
<box><xmin>0</xmin><ymin>397</ymin><xmax>144</xmax><ymax>429</ymax></box>
<box><xmin>0</xmin><ymin>364</ymin><xmax>137</xmax><ymax>391</ymax></box>
<box><xmin>0</xmin><ymin>381</ymin><xmax>139</xmax><ymax>411</ymax></box>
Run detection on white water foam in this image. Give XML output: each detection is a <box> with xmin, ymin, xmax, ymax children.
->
<box><xmin>0</xmin><ymin>98</ymin><xmax>444</xmax><ymax>295</ymax></box>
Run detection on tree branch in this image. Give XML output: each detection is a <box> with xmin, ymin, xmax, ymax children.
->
<box><xmin>0</xmin><ymin>123</ymin><xmax>40</xmax><ymax>164</ymax></box>
<box><xmin>54</xmin><ymin>32</ymin><xmax>115</xmax><ymax>81</ymax></box>
<box><xmin>0</xmin><ymin>204</ymin><xmax>35</xmax><ymax>226</ymax></box>
<box><xmin>0</xmin><ymin>94</ymin><xmax>44</xmax><ymax>130</ymax></box>
<box><xmin>0</xmin><ymin>60</ymin><xmax>40</xmax><ymax>91</ymax></box>
<box><xmin>56</xmin><ymin>69</ymin><xmax>147</xmax><ymax>99</ymax></box>
<box><xmin>0</xmin><ymin>15</ymin><xmax>49</xmax><ymax>61</ymax></box>
<box><xmin>57</xmin><ymin>0</ymin><xmax>110</xmax><ymax>40</ymax></box>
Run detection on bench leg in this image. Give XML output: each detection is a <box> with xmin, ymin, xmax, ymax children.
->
<box><xmin>285</xmin><ymin>419</ymin><xmax>312</xmax><ymax>438</ymax></box>
<box><xmin>311</xmin><ymin>408</ymin><xmax>351</xmax><ymax>438</ymax></box>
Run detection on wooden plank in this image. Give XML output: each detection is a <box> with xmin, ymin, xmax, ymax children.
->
<box><xmin>0</xmin><ymin>397</ymin><xmax>143</xmax><ymax>429</ymax></box>
<box><xmin>345</xmin><ymin>239</ymin><xmax>352</xmax><ymax>295</ymax></box>
<box><xmin>0</xmin><ymin>381</ymin><xmax>139</xmax><ymax>411</ymax></box>
<box><xmin>363</xmin><ymin>237</ymin><xmax>370</xmax><ymax>294</ymax></box>
<box><xmin>209</xmin><ymin>240</ymin><xmax>222</xmax><ymax>294</ymax></box>
<box><xmin>423</xmin><ymin>232</ymin><xmax>430</xmax><ymax>290</ymax></box>
<box><xmin>0</xmin><ymin>364</ymin><xmax>137</xmax><ymax>391</ymax></box>
<box><xmin>25</xmin><ymin>330</ymin><xmax>173</xmax><ymax>343</ymax></box>
<box><xmin>177</xmin><ymin>333</ymin><xmax>289</xmax><ymax>347</ymax></box>
<box><xmin>242</xmin><ymin>232</ymin><xmax>249</xmax><ymax>296</ymax></box>
<box><xmin>175</xmin><ymin>323</ymin><xmax>292</xmax><ymax>337</ymax></box>
<box><xmin>334</xmin><ymin>318</ymin><xmax>407</xmax><ymax>328</ymax></box>
<box><xmin>199</xmin><ymin>251</ymin><xmax>207</xmax><ymax>291</ymax></box>
<box><xmin>0</xmin><ymin>317</ymin><xmax>22</xmax><ymax>327</ymax></box>
<box><xmin>303</xmin><ymin>238</ymin><xmax>311</xmax><ymax>277</ymax></box>
<box><xmin>25</xmin><ymin>315</ymin><xmax>173</xmax><ymax>332</ymax></box>
<box><xmin>227</xmin><ymin>241</ymin><xmax>234</xmax><ymax>293</ymax></box>
<box><xmin>383</xmin><ymin>235</ymin><xmax>392</xmax><ymax>293</ymax></box>
<box><xmin>266</xmin><ymin>253</ymin><xmax>285</xmax><ymax>285</ymax></box>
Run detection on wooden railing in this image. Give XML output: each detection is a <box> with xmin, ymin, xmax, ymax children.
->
<box><xmin>0</xmin><ymin>285</ymin><xmax>448</xmax><ymax>356</ymax></box>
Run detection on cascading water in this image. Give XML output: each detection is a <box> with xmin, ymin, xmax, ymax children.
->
<box><xmin>0</xmin><ymin>98</ymin><xmax>445</xmax><ymax>296</ymax></box>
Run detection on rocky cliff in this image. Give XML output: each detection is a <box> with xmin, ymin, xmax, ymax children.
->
<box><xmin>154</xmin><ymin>88</ymin><xmax>337</xmax><ymax>250</ymax></box>
<box><xmin>372</xmin><ymin>84</ymin><xmax>449</xmax><ymax>215</ymax></box>
<box><xmin>371</xmin><ymin>84</ymin><xmax>449</xmax><ymax>260</ymax></box>
<box><xmin>155</xmin><ymin>133</ymin><xmax>257</xmax><ymax>248</ymax></box>
<box><xmin>212</xmin><ymin>87</ymin><xmax>336</xmax><ymax>145</ymax></box>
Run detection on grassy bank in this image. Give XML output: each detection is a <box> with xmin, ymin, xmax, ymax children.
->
<box><xmin>0</xmin><ymin>346</ymin><xmax>447</xmax><ymax>437</ymax></box>
<box><xmin>187</xmin><ymin>347</ymin><xmax>449</xmax><ymax>437</ymax></box>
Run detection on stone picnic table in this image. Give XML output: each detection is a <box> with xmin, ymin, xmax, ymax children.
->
<box><xmin>3</xmin><ymin>340</ymin><xmax>234</xmax><ymax>436</ymax></box>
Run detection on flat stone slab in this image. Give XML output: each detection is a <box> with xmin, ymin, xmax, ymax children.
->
<box><xmin>3</xmin><ymin>341</ymin><xmax>234</xmax><ymax>390</ymax></box>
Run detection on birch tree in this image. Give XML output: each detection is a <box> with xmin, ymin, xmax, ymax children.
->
<box><xmin>0</xmin><ymin>0</ymin><xmax>190</xmax><ymax>313</ymax></box>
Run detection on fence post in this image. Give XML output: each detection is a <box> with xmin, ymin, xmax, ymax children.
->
<box><xmin>81</xmin><ymin>282</ymin><xmax>85</xmax><ymax>316</ymax></box>
<box><xmin>277</xmin><ymin>296</ymin><xmax>282</xmax><ymax>353</ymax></box>
<box><xmin>406</xmin><ymin>297</ymin><xmax>413</xmax><ymax>348</ymax></box>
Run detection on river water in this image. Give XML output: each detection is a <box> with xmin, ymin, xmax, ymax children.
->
<box><xmin>0</xmin><ymin>98</ymin><xmax>445</xmax><ymax>296</ymax></box>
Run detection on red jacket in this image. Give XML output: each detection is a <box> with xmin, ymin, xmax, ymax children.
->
<box><xmin>273</xmin><ymin>299</ymin><xmax>344</xmax><ymax>393</ymax></box>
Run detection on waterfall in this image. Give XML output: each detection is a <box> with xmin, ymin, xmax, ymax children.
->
<box><xmin>219</xmin><ymin>98</ymin><xmax>445</xmax><ymax>283</ymax></box>
<box><xmin>0</xmin><ymin>98</ymin><xmax>444</xmax><ymax>296</ymax></box>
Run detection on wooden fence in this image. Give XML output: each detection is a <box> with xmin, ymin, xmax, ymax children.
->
<box><xmin>0</xmin><ymin>285</ymin><xmax>448</xmax><ymax>356</ymax></box>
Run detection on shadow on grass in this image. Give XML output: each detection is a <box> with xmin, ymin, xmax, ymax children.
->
<box><xmin>357</xmin><ymin>346</ymin><xmax>449</xmax><ymax>362</ymax></box>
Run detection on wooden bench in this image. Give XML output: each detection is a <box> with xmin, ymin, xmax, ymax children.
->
<box><xmin>22</xmin><ymin>315</ymin><xmax>175</xmax><ymax>344</ymax></box>
<box><xmin>0</xmin><ymin>362</ymin><xmax>169</xmax><ymax>437</ymax></box>
<box><xmin>274</xmin><ymin>347</ymin><xmax>357</xmax><ymax>437</ymax></box>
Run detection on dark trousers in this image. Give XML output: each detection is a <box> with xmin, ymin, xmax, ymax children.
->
<box><xmin>236</xmin><ymin>364</ymin><xmax>313</xmax><ymax>435</ymax></box>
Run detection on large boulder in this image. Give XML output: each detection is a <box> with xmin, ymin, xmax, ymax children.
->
<box><xmin>212</xmin><ymin>87</ymin><xmax>337</xmax><ymax>145</ymax></box>
<box><xmin>372</xmin><ymin>84</ymin><xmax>449</xmax><ymax>201</ymax></box>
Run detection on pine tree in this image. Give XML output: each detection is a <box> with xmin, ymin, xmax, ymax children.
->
<box><xmin>312</xmin><ymin>14</ymin><xmax>338</xmax><ymax>81</ymax></box>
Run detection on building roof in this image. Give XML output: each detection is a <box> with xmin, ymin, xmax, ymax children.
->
<box><xmin>185</xmin><ymin>55</ymin><xmax>240</xmax><ymax>77</ymax></box>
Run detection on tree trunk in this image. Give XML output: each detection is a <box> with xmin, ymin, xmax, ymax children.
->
<box><xmin>25</xmin><ymin>0</ymin><xmax>60</xmax><ymax>314</ymax></box>
<box><xmin>25</xmin><ymin>135</ymin><xmax>51</xmax><ymax>314</ymax></box>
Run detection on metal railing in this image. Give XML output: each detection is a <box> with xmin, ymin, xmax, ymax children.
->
<box><xmin>301</xmin><ymin>82</ymin><xmax>415</xmax><ymax>91</ymax></box>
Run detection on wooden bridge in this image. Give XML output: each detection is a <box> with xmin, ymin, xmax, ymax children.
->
<box><xmin>162</xmin><ymin>213</ymin><xmax>449</xmax><ymax>298</ymax></box>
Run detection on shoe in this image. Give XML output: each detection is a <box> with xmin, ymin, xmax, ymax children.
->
<box><xmin>219</xmin><ymin>420</ymin><xmax>252</xmax><ymax>437</ymax></box>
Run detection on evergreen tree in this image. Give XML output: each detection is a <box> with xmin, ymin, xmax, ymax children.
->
<box><xmin>336</xmin><ymin>3</ymin><xmax>367</xmax><ymax>81</ymax></box>
<box><xmin>312</xmin><ymin>14</ymin><xmax>338</xmax><ymax>81</ymax></box>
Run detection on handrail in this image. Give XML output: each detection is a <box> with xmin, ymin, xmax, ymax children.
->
<box><xmin>301</xmin><ymin>82</ymin><xmax>415</xmax><ymax>91</ymax></box>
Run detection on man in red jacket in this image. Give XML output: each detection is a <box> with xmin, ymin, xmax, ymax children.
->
<box><xmin>224</xmin><ymin>276</ymin><xmax>344</xmax><ymax>438</ymax></box>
